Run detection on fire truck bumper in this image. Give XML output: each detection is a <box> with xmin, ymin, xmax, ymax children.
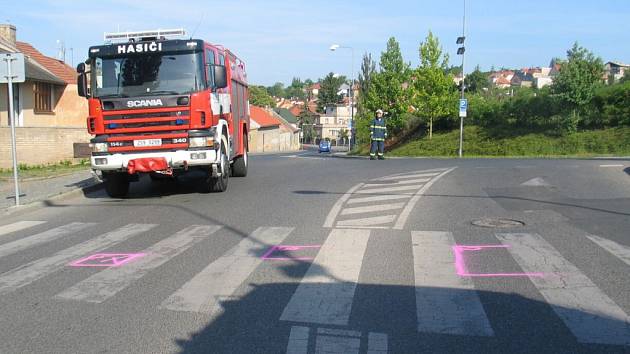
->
<box><xmin>90</xmin><ymin>149</ymin><xmax>218</xmax><ymax>172</ymax></box>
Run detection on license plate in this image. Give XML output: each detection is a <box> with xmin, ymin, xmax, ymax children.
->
<box><xmin>133</xmin><ymin>139</ymin><xmax>162</xmax><ymax>147</ymax></box>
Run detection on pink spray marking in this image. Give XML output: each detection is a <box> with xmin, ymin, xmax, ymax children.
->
<box><xmin>453</xmin><ymin>245</ymin><xmax>544</xmax><ymax>277</ymax></box>
<box><xmin>69</xmin><ymin>253</ymin><xmax>146</xmax><ymax>267</ymax></box>
<box><xmin>261</xmin><ymin>245</ymin><xmax>321</xmax><ymax>261</ymax></box>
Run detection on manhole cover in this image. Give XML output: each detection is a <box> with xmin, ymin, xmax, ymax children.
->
<box><xmin>471</xmin><ymin>218</ymin><xmax>525</xmax><ymax>228</ymax></box>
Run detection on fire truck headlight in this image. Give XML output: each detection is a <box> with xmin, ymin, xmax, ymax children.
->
<box><xmin>90</xmin><ymin>143</ymin><xmax>108</xmax><ymax>153</ymax></box>
<box><xmin>189</xmin><ymin>137</ymin><xmax>214</xmax><ymax>148</ymax></box>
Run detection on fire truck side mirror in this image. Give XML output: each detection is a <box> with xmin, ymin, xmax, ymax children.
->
<box><xmin>76</xmin><ymin>63</ymin><xmax>89</xmax><ymax>98</ymax></box>
<box><xmin>212</xmin><ymin>65</ymin><xmax>228</xmax><ymax>89</ymax></box>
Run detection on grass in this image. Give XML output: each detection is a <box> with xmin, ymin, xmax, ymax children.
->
<box><xmin>353</xmin><ymin>126</ymin><xmax>630</xmax><ymax>158</ymax></box>
<box><xmin>0</xmin><ymin>159</ymin><xmax>91</xmax><ymax>181</ymax></box>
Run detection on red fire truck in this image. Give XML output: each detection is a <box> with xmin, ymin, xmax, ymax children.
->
<box><xmin>76</xmin><ymin>29</ymin><xmax>249</xmax><ymax>197</ymax></box>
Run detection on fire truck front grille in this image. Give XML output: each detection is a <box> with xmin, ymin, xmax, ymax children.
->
<box><xmin>102</xmin><ymin>110</ymin><xmax>190</xmax><ymax>133</ymax></box>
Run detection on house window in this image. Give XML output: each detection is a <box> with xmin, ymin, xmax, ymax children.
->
<box><xmin>34</xmin><ymin>82</ymin><xmax>53</xmax><ymax>113</ymax></box>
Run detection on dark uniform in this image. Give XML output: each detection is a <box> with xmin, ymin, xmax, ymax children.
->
<box><xmin>370</xmin><ymin>116</ymin><xmax>387</xmax><ymax>160</ymax></box>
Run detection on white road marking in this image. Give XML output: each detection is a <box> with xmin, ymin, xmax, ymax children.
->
<box><xmin>521</xmin><ymin>177</ymin><xmax>550</xmax><ymax>187</ymax></box>
<box><xmin>497</xmin><ymin>233</ymin><xmax>630</xmax><ymax>345</ymax></box>
<box><xmin>412</xmin><ymin>231</ymin><xmax>494</xmax><ymax>336</ymax></box>
<box><xmin>586</xmin><ymin>235</ymin><xmax>630</xmax><ymax>267</ymax></box>
<box><xmin>323</xmin><ymin>183</ymin><xmax>364</xmax><ymax>228</ymax></box>
<box><xmin>317</xmin><ymin>328</ymin><xmax>361</xmax><ymax>337</ymax></box>
<box><xmin>286</xmin><ymin>326</ymin><xmax>310</xmax><ymax>354</ymax></box>
<box><xmin>346</xmin><ymin>194</ymin><xmax>411</xmax><ymax>205</ymax></box>
<box><xmin>367</xmin><ymin>332</ymin><xmax>388</xmax><ymax>354</ymax></box>
<box><xmin>280</xmin><ymin>229</ymin><xmax>370</xmax><ymax>325</ymax></box>
<box><xmin>340</xmin><ymin>203</ymin><xmax>406</xmax><ymax>216</ymax></box>
<box><xmin>0</xmin><ymin>224</ymin><xmax>156</xmax><ymax>295</ymax></box>
<box><xmin>315</xmin><ymin>334</ymin><xmax>360</xmax><ymax>354</ymax></box>
<box><xmin>160</xmin><ymin>226</ymin><xmax>293</xmax><ymax>313</ymax></box>
<box><xmin>393</xmin><ymin>167</ymin><xmax>456</xmax><ymax>230</ymax></box>
<box><xmin>0</xmin><ymin>222</ymin><xmax>95</xmax><ymax>259</ymax></box>
<box><xmin>376</xmin><ymin>170</ymin><xmax>446</xmax><ymax>181</ymax></box>
<box><xmin>0</xmin><ymin>221</ymin><xmax>46</xmax><ymax>237</ymax></box>
<box><xmin>599</xmin><ymin>164</ymin><xmax>623</xmax><ymax>167</ymax></box>
<box><xmin>363</xmin><ymin>177</ymin><xmax>430</xmax><ymax>187</ymax></box>
<box><xmin>355</xmin><ymin>184</ymin><xmax>423</xmax><ymax>194</ymax></box>
<box><xmin>336</xmin><ymin>215</ymin><xmax>397</xmax><ymax>227</ymax></box>
<box><xmin>56</xmin><ymin>225</ymin><xmax>222</xmax><ymax>303</ymax></box>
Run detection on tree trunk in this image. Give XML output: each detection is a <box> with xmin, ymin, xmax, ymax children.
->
<box><xmin>429</xmin><ymin>117</ymin><xmax>433</xmax><ymax>140</ymax></box>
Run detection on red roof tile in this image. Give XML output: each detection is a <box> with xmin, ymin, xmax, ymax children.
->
<box><xmin>250</xmin><ymin>105</ymin><xmax>281</xmax><ymax>128</ymax></box>
<box><xmin>16</xmin><ymin>41</ymin><xmax>76</xmax><ymax>84</ymax></box>
<box><xmin>289</xmin><ymin>106</ymin><xmax>302</xmax><ymax>116</ymax></box>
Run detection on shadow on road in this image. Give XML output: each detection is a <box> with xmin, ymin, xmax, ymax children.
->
<box><xmin>171</xmin><ymin>282</ymin><xmax>629</xmax><ymax>354</ymax></box>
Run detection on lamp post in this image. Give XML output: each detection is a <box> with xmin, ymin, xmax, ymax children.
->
<box><xmin>329</xmin><ymin>44</ymin><xmax>354</xmax><ymax>150</ymax></box>
<box><xmin>456</xmin><ymin>0</ymin><xmax>466</xmax><ymax>158</ymax></box>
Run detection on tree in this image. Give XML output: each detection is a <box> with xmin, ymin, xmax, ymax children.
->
<box><xmin>248</xmin><ymin>85</ymin><xmax>275</xmax><ymax>107</ymax></box>
<box><xmin>358</xmin><ymin>52</ymin><xmax>376</xmax><ymax>114</ymax></box>
<box><xmin>267</xmin><ymin>82</ymin><xmax>286</xmax><ymax>98</ymax></box>
<box><xmin>551</xmin><ymin>42</ymin><xmax>604</xmax><ymax>130</ymax></box>
<box><xmin>465</xmin><ymin>66</ymin><xmax>489</xmax><ymax>93</ymax></box>
<box><xmin>410</xmin><ymin>31</ymin><xmax>456</xmax><ymax>139</ymax></box>
<box><xmin>363</xmin><ymin>37</ymin><xmax>411</xmax><ymax>133</ymax></box>
<box><xmin>317</xmin><ymin>72</ymin><xmax>346</xmax><ymax>112</ymax></box>
<box><xmin>285</xmin><ymin>77</ymin><xmax>306</xmax><ymax>100</ymax></box>
<box><xmin>298</xmin><ymin>110</ymin><xmax>317</xmax><ymax>143</ymax></box>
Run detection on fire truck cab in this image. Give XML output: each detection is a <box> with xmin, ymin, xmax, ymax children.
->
<box><xmin>77</xmin><ymin>29</ymin><xmax>249</xmax><ymax>197</ymax></box>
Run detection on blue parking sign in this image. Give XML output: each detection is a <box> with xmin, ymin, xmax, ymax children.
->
<box><xmin>459</xmin><ymin>99</ymin><xmax>467</xmax><ymax>118</ymax></box>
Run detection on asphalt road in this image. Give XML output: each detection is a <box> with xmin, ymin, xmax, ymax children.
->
<box><xmin>0</xmin><ymin>150</ymin><xmax>629</xmax><ymax>353</ymax></box>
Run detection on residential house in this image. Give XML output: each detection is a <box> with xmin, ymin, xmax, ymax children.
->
<box><xmin>511</xmin><ymin>71</ymin><xmax>534</xmax><ymax>88</ymax></box>
<box><xmin>248</xmin><ymin>105</ymin><xmax>299</xmax><ymax>152</ymax></box>
<box><xmin>274</xmin><ymin>107</ymin><xmax>299</xmax><ymax>129</ymax></box>
<box><xmin>315</xmin><ymin>104</ymin><xmax>352</xmax><ymax>144</ymax></box>
<box><xmin>0</xmin><ymin>24</ymin><xmax>89</xmax><ymax>168</ymax></box>
<box><xmin>605</xmin><ymin>61</ymin><xmax>630</xmax><ymax>83</ymax></box>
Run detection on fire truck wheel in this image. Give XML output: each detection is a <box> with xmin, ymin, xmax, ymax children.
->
<box><xmin>232</xmin><ymin>144</ymin><xmax>248</xmax><ymax>177</ymax></box>
<box><xmin>104</xmin><ymin>172</ymin><xmax>130</xmax><ymax>198</ymax></box>
<box><xmin>207</xmin><ymin>145</ymin><xmax>229</xmax><ymax>193</ymax></box>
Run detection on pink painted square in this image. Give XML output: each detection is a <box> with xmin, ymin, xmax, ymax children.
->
<box><xmin>453</xmin><ymin>245</ymin><xmax>543</xmax><ymax>278</ymax></box>
<box><xmin>69</xmin><ymin>253</ymin><xmax>146</xmax><ymax>267</ymax></box>
<box><xmin>262</xmin><ymin>245</ymin><xmax>321</xmax><ymax>261</ymax></box>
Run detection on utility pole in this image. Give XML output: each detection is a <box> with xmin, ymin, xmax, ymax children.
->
<box><xmin>456</xmin><ymin>0</ymin><xmax>467</xmax><ymax>158</ymax></box>
<box><xmin>2</xmin><ymin>53</ymin><xmax>25</xmax><ymax>206</ymax></box>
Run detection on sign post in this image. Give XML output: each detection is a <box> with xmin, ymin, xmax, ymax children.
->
<box><xmin>1</xmin><ymin>53</ymin><xmax>26</xmax><ymax>206</ymax></box>
<box><xmin>459</xmin><ymin>99</ymin><xmax>468</xmax><ymax>118</ymax></box>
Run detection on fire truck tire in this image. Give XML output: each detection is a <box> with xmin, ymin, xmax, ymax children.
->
<box><xmin>231</xmin><ymin>140</ymin><xmax>248</xmax><ymax>177</ymax></box>
<box><xmin>104</xmin><ymin>172</ymin><xmax>130</xmax><ymax>198</ymax></box>
<box><xmin>207</xmin><ymin>144</ymin><xmax>229</xmax><ymax>193</ymax></box>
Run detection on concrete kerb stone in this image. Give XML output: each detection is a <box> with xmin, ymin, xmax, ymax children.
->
<box><xmin>2</xmin><ymin>179</ymin><xmax>103</xmax><ymax>217</ymax></box>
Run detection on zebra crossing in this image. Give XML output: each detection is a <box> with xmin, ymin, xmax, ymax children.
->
<box><xmin>324</xmin><ymin>168</ymin><xmax>456</xmax><ymax>230</ymax></box>
<box><xmin>0</xmin><ymin>219</ymin><xmax>629</xmax><ymax>350</ymax></box>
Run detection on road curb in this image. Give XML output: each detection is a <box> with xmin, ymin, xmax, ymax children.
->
<box><xmin>2</xmin><ymin>180</ymin><xmax>103</xmax><ymax>217</ymax></box>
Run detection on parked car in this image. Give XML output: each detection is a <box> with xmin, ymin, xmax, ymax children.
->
<box><xmin>318</xmin><ymin>140</ymin><xmax>331</xmax><ymax>153</ymax></box>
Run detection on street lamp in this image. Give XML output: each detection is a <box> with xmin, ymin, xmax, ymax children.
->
<box><xmin>456</xmin><ymin>0</ymin><xmax>466</xmax><ymax>158</ymax></box>
<box><xmin>329</xmin><ymin>43</ymin><xmax>354</xmax><ymax>150</ymax></box>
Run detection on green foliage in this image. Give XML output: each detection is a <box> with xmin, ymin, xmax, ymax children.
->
<box><xmin>465</xmin><ymin>66</ymin><xmax>490</xmax><ymax>93</ymax></box>
<box><xmin>363</xmin><ymin>37</ymin><xmax>410</xmax><ymax>133</ymax></box>
<box><xmin>586</xmin><ymin>80</ymin><xmax>630</xmax><ymax>128</ymax></box>
<box><xmin>358</xmin><ymin>52</ymin><xmax>376</xmax><ymax>115</ymax></box>
<box><xmin>410</xmin><ymin>31</ymin><xmax>457</xmax><ymax>139</ymax></box>
<box><xmin>285</xmin><ymin>77</ymin><xmax>306</xmax><ymax>100</ymax></box>
<box><xmin>551</xmin><ymin>42</ymin><xmax>604</xmax><ymax>110</ymax></box>
<box><xmin>266</xmin><ymin>82</ymin><xmax>286</xmax><ymax>98</ymax></box>
<box><xmin>389</xmin><ymin>126</ymin><xmax>630</xmax><ymax>157</ymax></box>
<box><xmin>248</xmin><ymin>85</ymin><xmax>275</xmax><ymax>107</ymax></box>
<box><xmin>317</xmin><ymin>72</ymin><xmax>346</xmax><ymax>112</ymax></box>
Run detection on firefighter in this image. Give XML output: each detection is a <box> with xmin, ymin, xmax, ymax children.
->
<box><xmin>370</xmin><ymin>109</ymin><xmax>387</xmax><ymax>160</ymax></box>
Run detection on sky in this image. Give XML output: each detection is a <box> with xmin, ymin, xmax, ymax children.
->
<box><xmin>4</xmin><ymin>0</ymin><xmax>630</xmax><ymax>86</ymax></box>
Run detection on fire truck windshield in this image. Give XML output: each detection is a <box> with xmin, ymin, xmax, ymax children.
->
<box><xmin>92</xmin><ymin>51</ymin><xmax>204</xmax><ymax>98</ymax></box>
